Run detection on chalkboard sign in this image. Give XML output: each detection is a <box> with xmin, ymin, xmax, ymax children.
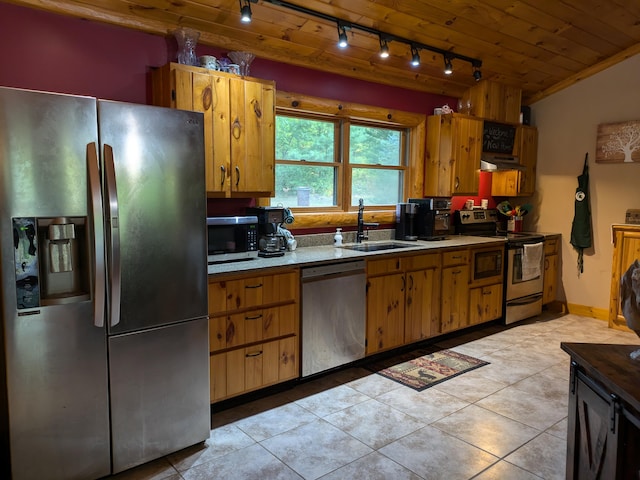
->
<box><xmin>483</xmin><ymin>122</ymin><xmax>516</xmax><ymax>154</ymax></box>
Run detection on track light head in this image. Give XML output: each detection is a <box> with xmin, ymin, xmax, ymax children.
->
<box><xmin>443</xmin><ymin>55</ymin><xmax>453</xmax><ymax>75</ymax></box>
<box><xmin>410</xmin><ymin>45</ymin><xmax>420</xmax><ymax>67</ymax></box>
<box><xmin>379</xmin><ymin>36</ymin><xmax>390</xmax><ymax>58</ymax></box>
<box><xmin>337</xmin><ymin>21</ymin><xmax>350</xmax><ymax>48</ymax></box>
<box><xmin>239</xmin><ymin>0</ymin><xmax>253</xmax><ymax>23</ymax></box>
<box><xmin>472</xmin><ymin>60</ymin><xmax>482</xmax><ymax>81</ymax></box>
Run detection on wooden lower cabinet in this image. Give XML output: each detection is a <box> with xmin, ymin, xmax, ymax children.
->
<box><xmin>543</xmin><ymin>236</ymin><xmax>560</xmax><ymax>305</ymax></box>
<box><xmin>469</xmin><ymin>284</ymin><xmax>502</xmax><ymax>325</ymax></box>
<box><xmin>366</xmin><ymin>253</ymin><xmax>440</xmax><ymax>354</ymax></box>
<box><xmin>208</xmin><ymin>269</ymin><xmax>299</xmax><ymax>403</ymax></box>
<box><xmin>440</xmin><ymin>249</ymin><xmax>470</xmax><ymax>334</ymax></box>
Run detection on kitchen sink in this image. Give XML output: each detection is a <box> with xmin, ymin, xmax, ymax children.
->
<box><xmin>341</xmin><ymin>242</ymin><xmax>414</xmax><ymax>252</ymax></box>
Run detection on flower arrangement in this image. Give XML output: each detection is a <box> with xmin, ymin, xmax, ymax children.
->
<box><xmin>496</xmin><ymin>201</ymin><xmax>532</xmax><ymax>218</ymax></box>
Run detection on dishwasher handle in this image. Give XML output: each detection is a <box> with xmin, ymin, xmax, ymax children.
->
<box><xmin>302</xmin><ymin>260</ymin><xmax>366</xmax><ymax>281</ymax></box>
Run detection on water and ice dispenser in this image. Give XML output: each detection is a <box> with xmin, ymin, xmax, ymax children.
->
<box><xmin>13</xmin><ymin>216</ymin><xmax>90</xmax><ymax>309</ymax></box>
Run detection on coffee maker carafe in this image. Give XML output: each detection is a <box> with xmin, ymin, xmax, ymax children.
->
<box><xmin>246</xmin><ymin>207</ymin><xmax>286</xmax><ymax>257</ymax></box>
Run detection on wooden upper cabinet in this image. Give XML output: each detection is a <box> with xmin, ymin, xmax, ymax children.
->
<box><xmin>425</xmin><ymin>114</ymin><xmax>482</xmax><ymax>197</ymax></box>
<box><xmin>151</xmin><ymin>63</ymin><xmax>275</xmax><ymax>197</ymax></box>
<box><xmin>491</xmin><ymin>125</ymin><xmax>538</xmax><ymax>197</ymax></box>
<box><xmin>462</xmin><ymin>80</ymin><xmax>522</xmax><ymax>124</ymax></box>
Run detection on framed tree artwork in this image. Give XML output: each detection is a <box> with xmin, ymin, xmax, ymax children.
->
<box><xmin>596</xmin><ymin>120</ymin><xmax>640</xmax><ymax>163</ymax></box>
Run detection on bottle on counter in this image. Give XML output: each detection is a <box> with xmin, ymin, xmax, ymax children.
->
<box><xmin>334</xmin><ymin>228</ymin><xmax>343</xmax><ymax>246</ymax></box>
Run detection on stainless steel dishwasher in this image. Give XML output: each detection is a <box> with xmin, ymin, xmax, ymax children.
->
<box><xmin>301</xmin><ymin>259</ymin><xmax>366</xmax><ymax>377</ymax></box>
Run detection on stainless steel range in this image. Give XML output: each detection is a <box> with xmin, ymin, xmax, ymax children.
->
<box><xmin>455</xmin><ymin>209</ymin><xmax>545</xmax><ymax>324</ymax></box>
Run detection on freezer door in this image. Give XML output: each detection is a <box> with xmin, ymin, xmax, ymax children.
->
<box><xmin>97</xmin><ymin>101</ymin><xmax>208</xmax><ymax>334</ymax></box>
<box><xmin>109</xmin><ymin>317</ymin><xmax>210</xmax><ymax>473</ymax></box>
<box><xmin>0</xmin><ymin>87</ymin><xmax>111</xmax><ymax>479</ymax></box>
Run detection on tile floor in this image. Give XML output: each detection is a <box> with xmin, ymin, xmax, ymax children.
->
<box><xmin>111</xmin><ymin>312</ymin><xmax>639</xmax><ymax>480</ymax></box>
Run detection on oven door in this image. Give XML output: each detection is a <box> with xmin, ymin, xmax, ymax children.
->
<box><xmin>506</xmin><ymin>245</ymin><xmax>544</xmax><ymax>301</ymax></box>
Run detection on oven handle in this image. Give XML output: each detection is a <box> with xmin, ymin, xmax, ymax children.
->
<box><xmin>507</xmin><ymin>293</ymin><xmax>543</xmax><ymax>306</ymax></box>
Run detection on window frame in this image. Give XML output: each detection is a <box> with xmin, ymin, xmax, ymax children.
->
<box><xmin>265</xmin><ymin>91</ymin><xmax>426</xmax><ymax>230</ymax></box>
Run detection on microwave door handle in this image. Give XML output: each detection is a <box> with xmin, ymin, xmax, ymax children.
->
<box><xmin>87</xmin><ymin>143</ymin><xmax>106</xmax><ymax>328</ymax></box>
<box><xmin>103</xmin><ymin>144</ymin><xmax>121</xmax><ymax>327</ymax></box>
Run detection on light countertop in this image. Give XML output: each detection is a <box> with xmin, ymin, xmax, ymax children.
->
<box><xmin>207</xmin><ymin>235</ymin><xmax>507</xmax><ymax>277</ymax></box>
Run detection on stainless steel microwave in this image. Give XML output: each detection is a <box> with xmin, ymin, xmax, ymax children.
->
<box><xmin>207</xmin><ymin>216</ymin><xmax>258</xmax><ymax>264</ymax></box>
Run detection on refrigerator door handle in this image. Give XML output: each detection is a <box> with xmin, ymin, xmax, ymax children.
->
<box><xmin>104</xmin><ymin>144</ymin><xmax>121</xmax><ymax>327</ymax></box>
<box><xmin>87</xmin><ymin>143</ymin><xmax>106</xmax><ymax>328</ymax></box>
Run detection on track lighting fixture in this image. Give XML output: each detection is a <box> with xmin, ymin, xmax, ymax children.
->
<box><xmin>249</xmin><ymin>0</ymin><xmax>483</xmax><ymax>80</ymax></box>
<box><xmin>443</xmin><ymin>55</ymin><xmax>453</xmax><ymax>75</ymax></box>
<box><xmin>239</xmin><ymin>0</ymin><xmax>255</xmax><ymax>23</ymax></box>
<box><xmin>410</xmin><ymin>45</ymin><xmax>421</xmax><ymax>67</ymax></box>
<box><xmin>379</xmin><ymin>36</ymin><xmax>390</xmax><ymax>58</ymax></box>
<box><xmin>337</xmin><ymin>21</ymin><xmax>349</xmax><ymax>48</ymax></box>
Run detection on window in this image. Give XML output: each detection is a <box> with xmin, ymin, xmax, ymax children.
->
<box><xmin>270</xmin><ymin>92</ymin><xmax>426</xmax><ymax>228</ymax></box>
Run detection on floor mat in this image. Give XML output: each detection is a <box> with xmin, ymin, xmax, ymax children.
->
<box><xmin>368</xmin><ymin>349</ymin><xmax>489</xmax><ymax>392</ymax></box>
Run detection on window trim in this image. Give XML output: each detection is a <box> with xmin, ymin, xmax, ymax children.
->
<box><xmin>264</xmin><ymin>91</ymin><xmax>426</xmax><ymax>230</ymax></box>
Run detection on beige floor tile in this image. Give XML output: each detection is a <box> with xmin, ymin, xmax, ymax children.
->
<box><xmin>344</xmin><ymin>370</ymin><xmax>404</xmax><ymax>398</ymax></box>
<box><xmin>510</xmin><ymin>369</ymin><xmax>569</xmax><ymax>408</ymax></box>
<box><xmin>108</xmin><ymin>458</ymin><xmax>180</xmax><ymax>480</ymax></box>
<box><xmin>166</xmin><ymin>424</ymin><xmax>255</xmax><ymax>472</ymax></box>
<box><xmin>261</xmin><ymin>419</ymin><xmax>372</xmax><ymax>480</ymax></box>
<box><xmin>323</xmin><ymin>398</ymin><xmax>426</xmax><ymax>449</ymax></box>
<box><xmin>476</xmin><ymin>385</ymin><xmax>567</xmax><ymax>431</ymax></box>
<box><xmin>379</xmin><ymin>425</ymin><xmax>498</xmax><ymax>479</ymax></box>
<box><xmin>431</xmin><ymin>404</ymin><xmax>541</xmax><ymax>457</ymax></box>
<box><xmin>431</xmin><ymin>367</ymin><xmax>507</xmax><ymax>403</ymax></box>
<box><xmin>180</xmin><ymin>443</ymin><xmax>302</xmax><ymax>480</ymax></box>
<box><xmin>473</xmin><ymin>460</ymin><xmax>545</xmax><ymax>480</ymax></box>
<box><xmin>545</xmin><ymin>417</ymin><xmax>568</xmax><ymax>441</ymax></box>
<box><xmin>504</xmin><ymin>432</ymin><xmax>566</xmax><ymax>480</ymax></box>
<box><xmin>293</xmin><ymin>383</ymin><xmax>370</xmax><ymax>417</ymax></box>
<box><xmin>377</xmin><ymin>385</ymin><xmax>470</xmax><ymax>423</ymax></box>
<box><xmin>318</xmin><ymin>452</ymin><xmax>422</xmax><ymax>480</ymax></box>
<box><xmin>233</xmin><ymin>401</ymin><xmax>319</xmax><ymax>442</ymax></box>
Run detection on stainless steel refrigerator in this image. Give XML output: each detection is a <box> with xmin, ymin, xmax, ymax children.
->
<box><xmin>0</xmin><ymin>86</ymin><xmax>210</xmax><ymax>479</ymax></box>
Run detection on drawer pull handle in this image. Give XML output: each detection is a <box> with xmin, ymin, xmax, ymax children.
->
<box><xmin>220</xmin><ymin>165</ymin><xmax>226</xmax><ymax>187</ymax></box>
<box><xmin>452</xmin><ymin>270</ymin><xmax>462</xmax><ymax>274</ymax></box>
<box><xmin>452</xmin><ymin>255</ymin><xmax>462</xmax><ymax>259</ymax></box>
<box><xmin>245</xmin><ymin>283</ymin><xmax>263</xmax><ymax>289</ymax></box>
<box><xmin>245</xmin><ymin>314</ymin><xmax>263</xmax><ymax>320</ymax></box>
<box><xmin>246</xmin><ymin>350</ymin><xmax>263</xmax><ymax>358</ymax></box>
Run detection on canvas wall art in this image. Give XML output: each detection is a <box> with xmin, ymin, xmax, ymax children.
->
<box><xmin>596</xmin><ymin>120</ymin><xmax>640</xmax><ymax>163</ymax></box>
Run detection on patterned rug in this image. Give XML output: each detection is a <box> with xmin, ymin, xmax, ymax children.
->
<box><xmin>368</xmin><ymin>349</ymin><xmax>489</xmax><ymax>392</ymax></box>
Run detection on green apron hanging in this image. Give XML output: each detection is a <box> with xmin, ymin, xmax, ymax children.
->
<box><xmin>570</xmin><ymin>153</ymin><xmax>592</xmax><ymax>275</ymax></box>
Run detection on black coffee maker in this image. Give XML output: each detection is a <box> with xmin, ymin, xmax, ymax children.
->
<box><xmin>246</xmin><ymin>206</ymin><xmax>286</xmax><ymax>257</ymax></box>
<box><xmin>395</xmin><ymin>203</ymin><xmax>418</xmax><ymax>241</ymax></box>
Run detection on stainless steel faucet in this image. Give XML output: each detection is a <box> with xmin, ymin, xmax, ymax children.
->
<box><xmin>356</xmin><ymin>198</ymin><xmax>379</xmax><ymax>243</ymax></box>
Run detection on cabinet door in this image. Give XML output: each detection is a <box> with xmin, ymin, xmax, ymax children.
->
<box><xmin>229</xmin><ymin>77</ymin><xmax>275</xmax><ymax>195</ymax></box>
<box><xmin>366</xmin><ymin>273</ymin><xmax>405</xmax><ymax>354</ymax></box>
<box><xmin>405</xmin><ymin>267</ymin><xmax>440</xmax><ymax>342</ymax></box>
<box><xmin>469</xmin><ymin>284</ymin><xmax>503</xmax><ymax>325</ymax></box>
<box><xmin>225</xmin><ymin>276</ymin><xmax>265</xmax><ymax>310</ymax></box>
<box><xmin>451</xmin><ymin>116</ymin><xmax>482</xmax><ymax>195</ymax></box>
<box><xmin>517</xmin><ymin>126</ymin><xmax>538</xmax><ymax>196</ymax></box>
<box><xmin>543</xmin><ymin>254</ymin><xmax>558</xmax><ymax>305</ymax></box>
<box><xmin>440</xmin><ymin>265</ymin><xmax>470</xmax><ymax>333</ymax></box>
<box><xmin>609</xmin><ymin>227</ymin><xmax>640</xmax><ymax>329</ymax></box>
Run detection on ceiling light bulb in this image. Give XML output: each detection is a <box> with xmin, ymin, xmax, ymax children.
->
<box><xmin>444</xmin><ymin>56</ymin><xmax>453</xmax><ymax>75</ymax></box>
<box><xmin>379</xmin><ymin>37</ymin><xmax>389</xmax><ymax>58</ymax></box>
<box><xmin>410</xmin><ymin>46</ymin><xmax>420</xmax><ymax>67</ymax></box>
<box><xmin>337</xmin><ymin>23</ymin><xmax>349</xmax><ymax>48</ymax></box>
<box><xmin>473</xmin><ymin>68</ymin><xmax>482</xmax><ymax>81</ymax></box>
<box><xmin>240</xmin><ymin>2</ymin><xmax>252</xmax><ymax>23</ymax></box>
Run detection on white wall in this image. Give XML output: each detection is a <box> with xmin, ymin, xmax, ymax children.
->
<box><xmin>530</xmin><ymin>53</ymin><xmax>640</xmax><ymax>313</ymax></box>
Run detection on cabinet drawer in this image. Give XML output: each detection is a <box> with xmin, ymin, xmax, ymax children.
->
<box><xmin>209</xmin><ymin>303</ymin><xmax>297</xmax><ymax>352</ymax></box>
<box><xmin>209</xmin><ymin>336</ymin><xmax>298</xmax><ymax>403</ymax></box>
<box><xmin>442</xmin><ymin>249</ymin><xmax>469</xmax><ymax>267</ymax></box>
<box><xmin>405</xmin><ymin>253</ymin><xmax>440</xmax><ymax>271</ymax></box>
<box><xmin>544</xmin><ymin>238</ymin><xmax>559</xmax><ymax>256</ymax></box>
<box><xmin>367</xmin><ymin>256</ymin><xmax>403</xmax><ymax>276</ymax></box>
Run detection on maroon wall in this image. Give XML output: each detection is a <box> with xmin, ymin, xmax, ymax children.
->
<box><xmin>0</xmin><ymin>2</ymin><xmax>454</xmax><ymax>113</ymax></box>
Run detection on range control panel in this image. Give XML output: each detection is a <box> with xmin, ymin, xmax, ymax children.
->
<box><xmin>457</xmin><ymin>209</ymin><xmax>499</xmax><ymax>224</ymax></box>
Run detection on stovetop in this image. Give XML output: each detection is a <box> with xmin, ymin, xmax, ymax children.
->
<box><xmin>454</xmin><ymin>209</ymin><xmax>544</xmax><ymax>244</ymax></box>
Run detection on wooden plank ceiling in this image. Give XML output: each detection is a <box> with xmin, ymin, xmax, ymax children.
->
<box><xmin>10</xmin><ymin>0</ymin><xmax>640</xmax><ymax>103</ymax></box>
